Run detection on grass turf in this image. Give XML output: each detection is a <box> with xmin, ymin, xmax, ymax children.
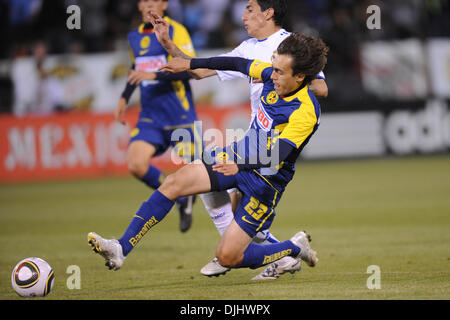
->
<box><xmin>1</xmin><ymin>155</ymin><xmax>449</xmax><ymax>300</ymax></box>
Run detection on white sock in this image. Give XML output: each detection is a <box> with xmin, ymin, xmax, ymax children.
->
<box><xmin>254</xmin><ymin>230</ymin><xmax>280</xmax><ymax>244</ymax></box>
<box><xmin>200</xmin><ymin>192</ymin><xmax>281</xmax><ymax>244</ymax></box>
<box><xmin>199</xmin><ymin>191</ymin><xmax>234</xmax><ymax>236</ymax></box>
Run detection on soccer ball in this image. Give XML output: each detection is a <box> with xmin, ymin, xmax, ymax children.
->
<box><xmin>11</xmin><ymin>257</ymin><xmax>55</xmax><ymax>297</ymax></box>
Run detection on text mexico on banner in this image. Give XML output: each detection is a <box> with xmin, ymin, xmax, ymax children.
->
<box><xmin>0</xmin><ymin>106</ymin><xmax>251</xmax><ymax>183</ymax></box>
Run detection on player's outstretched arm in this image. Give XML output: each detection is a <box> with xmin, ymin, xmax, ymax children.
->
<box><xmin>161</xmin><ymin>56</ymin><xmax>253</xmax><ymax>77</ymax></box>
<box><xmin>189</xmin><ymin>69</ymin><xmax>217</xmax><ymax>80</ymax></box>
<box><xmin>159</xmin><ymin>57</ymin><xmax>191</xmax><ymax>73</ymax></box>
<box><xmin>128</xmin><ymin>70</ymin><xmax>156</xmax><ymax>85</ymax></box>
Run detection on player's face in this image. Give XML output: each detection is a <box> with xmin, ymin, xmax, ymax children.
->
<box><xmin>139</xmin><ymin>0</ymin><xmax>168</xmax><ymax>23</ymax></box>
<box><xmin>270</xmin><ymin>53</ymin><xmax>305</xmax><ymax>96</ymax></box>
<box><xmin>242</xmin><ymin>0</ymin><xmax>269</xmax><ymax>39</ymax></box>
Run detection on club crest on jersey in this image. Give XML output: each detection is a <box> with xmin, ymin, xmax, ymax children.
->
<box><xmin>267</xmin><ymin>91</ymin><xmax>279</xmax><ymax>104</ymax></box>
<box><xmin>216</xmin><ymin>152</ymin><xmax>229</xmax><ymax>162</ymax></box>
<box><xmin>257</xmin><ymin>103</ymin><xmax>273</xmax><ymax>131</ymax></box>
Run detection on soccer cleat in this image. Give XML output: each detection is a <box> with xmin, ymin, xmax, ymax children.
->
<box><xmin>290</xmin><ymin>231</ymin><xmax>318</xmax><ymax>267</ymax></box>
<box><xmin>87</xmin><ymin>232</ymin><xmax>125</xmax><ymax>271</ymax></box>
<box><xmin>177</xmin><ymin>195</ymin><xmax>196</xmax><ymax>233</ymax></box>
<box><xmin>200</xmin><ymin>257</ymin><xmax>231</xmax><ymax>277</ymax></box>
<box><xmin>251</xmin><ymin>256</ymin><xmax>302</xmax><ymax>280</ymax></box>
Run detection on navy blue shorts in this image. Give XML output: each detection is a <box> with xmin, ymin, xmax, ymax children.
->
<box><xmin>129</xmin><ymin>119</ymin><xmax>202</xmax><ymax>161</ymax></box>
<box><xmin>202</xmin><ymin>145</ymin><xmax>281</xmax><ymax>238</ymax></box>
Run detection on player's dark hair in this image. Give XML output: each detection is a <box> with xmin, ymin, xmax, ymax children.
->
<box><xmin>138</xmin><ymin>0</ymin><xmax>169</xmax><ymax>17</ymax></box>
<box><xmin>277</xmin><ymin>33</ymin><xmax>329</xmax><ymax>84</ymax></box>
<box><xmin>257</xmin><ymin>0</ymin><xmax>287</xmax><ymax>27</ymax></box>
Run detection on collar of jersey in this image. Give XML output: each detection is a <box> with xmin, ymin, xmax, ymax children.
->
<box><xmin>257</xmin><ymin>28</ymin><xmax>286</xmax><ymax>42</ymax></box>
<box><xmin>138</xmin><ymin>23</ymin><xmax>155</xmax><ymax>34</ymax></box>
<box><xmin>281</xmin><ymin>82</ymin><xmax>308</xmax><ymax>102</ymax></box>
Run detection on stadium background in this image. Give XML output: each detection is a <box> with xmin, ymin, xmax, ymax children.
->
<box><xmin>0</xmin><ymin>0</ymin><xmax>449</xmax><ymax>300</ymax></box>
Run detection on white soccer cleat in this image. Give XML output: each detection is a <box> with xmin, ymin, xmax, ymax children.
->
<box><xmin>251</xmin><ymin>256</ymin><xmax>302</xmax><ymax>280</ymax></box>
<box><xmin>200</xmin><ymin>257</ymin><xmax>231</xmax><ymax>277</ymax></box>
<box><xmin>290</xmin><ymin>231</ymin><xmax>318</xmax><ymax>267</ymax></box>
<box><xmin>87</xmin><ymin>232</ymin><xmax>125</xmax><ymax>271</ymax></box>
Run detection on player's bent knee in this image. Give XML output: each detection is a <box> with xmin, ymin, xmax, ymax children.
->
<box><xmin>127</xmin><ymin>159</ymin><xmax>148</xmax><ymax>178</ymax></box>
<box><xmin>127</xmin><ymin>142</ymin><xmax>157</xmax><ymax>178</ymax></box>
<box><xmin>159</xmin><ymin>173</ymin><xmax>182</xmax><ymax>198</ymax></box>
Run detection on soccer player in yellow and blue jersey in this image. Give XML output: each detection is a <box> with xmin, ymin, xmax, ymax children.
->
<box><xmin>115</xmin><ymin>0</ymin><xmax>200</xmax><ymax>233</ymax></box>
<box><xmin>88</xmin><ymin>20</ymin><xmax>328</xmax><ymax>272</ymax></box>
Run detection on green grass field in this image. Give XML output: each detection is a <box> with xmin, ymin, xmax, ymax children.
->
<box><xmin>1</xmin><ymin>155</ymin><xmax>449</xmax><ymax>300</ymax></box>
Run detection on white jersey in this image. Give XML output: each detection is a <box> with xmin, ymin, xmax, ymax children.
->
<box><xmin>217</xmin><ymin>28</ymin><xmax>325</xmax><ymax>123</ymax></box>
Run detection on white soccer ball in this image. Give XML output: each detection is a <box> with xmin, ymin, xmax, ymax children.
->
<box><xmin>11</xmin><ymin>257</ymin><xmax>55</xmax><ymax>297</ymax></box>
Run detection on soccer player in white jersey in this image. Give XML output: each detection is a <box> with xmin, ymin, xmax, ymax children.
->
<box><xmin>194</xmin><ymin>0</ymin><xmax>328</xmax><ymax>280</ymax></box>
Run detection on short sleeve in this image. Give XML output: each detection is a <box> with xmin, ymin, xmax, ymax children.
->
<box><xmin>169</xmin><ymin>20</ymin><xmax>196</xmax><ymax>58</ymax></box>
<box><xmin>279</xmin><ymin>104</ymin><xmax>318</xmax><ymax>149</ymax></box>
<box><xmin>248</xmin><ymin>60</ymin><xmax>273</xmax><ymax>82</ymax></box>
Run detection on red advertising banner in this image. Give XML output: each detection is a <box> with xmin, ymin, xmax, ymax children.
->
<box><xmin>0</xmin><ymin>104</ymin><xmax>251</xmax><ymax>183</ymax></box>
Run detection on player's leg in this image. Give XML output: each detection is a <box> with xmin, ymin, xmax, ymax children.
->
<box><xmin>215</xmin><ymin>197</ymin><xmax>318</xmax><ymax>270</ymax></box>
<box><xmin>215</xmin><ymin>218</ymin><xmax>293</xmax><ymax>268</ymax></box>
<box><xmin>119</xmin><ymin>161</ymin><xmax>211</xmax><ymax>253</ymax></box>
<box><xmin>200</xmin><ymin>188</ymin><xmax>301</xmax><ymax>278</ymax></box>
<box><xmin>202</xmin><ymin>188</ymin><xmax>277</xmax><ymax>238</ymax></box>
<box><xmin>199</xmin><ymin>189</ymin><xmax>283</xmax><ymax>277</ymax></box>
<box><xmin>198</xmin><ymin>146</ymin><xmax>242</xmax><ymax>276</ymax></box>
<box><xmin>169</xmin><ymin>124</ymin><xmax>204</xmax><ymax>233</ymax></box>
<box><xmin>127</xmin><ymin>140</ymin><xmax>163</xmax><ymax>189</ymax></box>
<box><xmin>229</xmin><ymin>189</ymin><xmax>278</xmax><ymax>244</ymax></box>
<box><xmin>214</xmin><ymin>192</ymin><xmax>296</xmax><ymax>268</ymax></box>
<box><xmin>127</xmin><ymin>120</ymin><xmax>166</xmax><ymax>191</ymax></box>
<box><xmin>200</xmin><ymin>191</ymin><xmax>234</xmax><ymax>236</ymax></box>
<box><xmin>251</xmin><ymin>228</ymin><xmax>302</xmax><ymax>280</ymax></box>
<box><xmin>198</xmin><ymin>191</ymin><xmax>234</xmax><ymax>277</ymax></box>
<box><xmin>215</xmin><ymin>219</ymin><xmax>315</xmax><ymax>270</ymax></box>
<box><xmin>88</xmin><ymin>160</ymin><xmax>212</xmax><ymax>270</ymax></box>
<box><xmin>228</xmin><ymin>188</ymin><xmax>241</xmax><ymax>213</ymax></box>
<box><xmin>157</xmin><ymin>160</ymin><xmax>211</xmax><ymax>199</ymax></box>
<box><xmin>215</xmin><ymin>219</ymin><xmax>253</xmax><ymax>267</ymax></box>
<box><xmin>128</xmin><ymin>124</ymin><xmax>195</xmax><ymax>232</ymax></box>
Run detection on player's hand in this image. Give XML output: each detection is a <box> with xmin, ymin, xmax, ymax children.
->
<box><xmin>212</xmin><ymin>161</ymin><xmax>239</xmax><ymax>176</ymax></box>
<box><xmin>128</xmin><ymin>70</ymin><xmax>156</xmax><ymax>85</ymax></box>
<box><xmin>115</xmin><ymin>97</ymin><xmax>127</xmax><ymax>125</ymax></box>
<box><xmin>159</xmin><ymin>57</ymin><xmax>191</xmax><ymax>73</ymax></box>
<box><xmin>148</xmin><ymin>11</ymin><xmax>170</xmax><ymax>47</ymax></box>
